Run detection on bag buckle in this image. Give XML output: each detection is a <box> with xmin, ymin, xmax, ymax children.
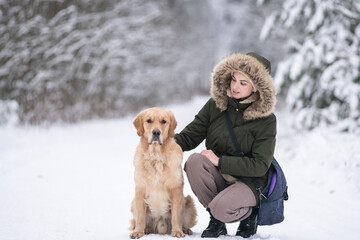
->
<box><xmin>257</xmin><ymin>187</ymin><xmax>267</xmax><ymax>200</ymax></box>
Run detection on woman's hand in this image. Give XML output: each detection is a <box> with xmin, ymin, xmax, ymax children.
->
<box><xmin>201</xmin><ymin>149</ymin><xmax>219</xmax><ymax>166</ymax></box>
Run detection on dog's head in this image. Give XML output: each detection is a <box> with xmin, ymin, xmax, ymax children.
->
<box><xmin>133</xmin><ymin>107</ymin><xmax>177</xmax><ymax>145</ymax></box>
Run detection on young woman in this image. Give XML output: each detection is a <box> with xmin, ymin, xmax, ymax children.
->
<box><xmin>175</xmin><ymin>52</ymin><xmax>277</xmax><ymax>238</ymax></box>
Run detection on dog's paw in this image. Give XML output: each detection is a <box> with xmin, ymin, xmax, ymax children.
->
<box><xmin>144</xmin><ymin>227</ymin><xmax>152</xmax><ymax>234</ymax></box>
<box><xmin>171</xmin><ymin>230</ymin><xmax>185</xmax><ymax>238</ymax></box>
<box><xmin>183</xmin><ymin>228</ymin><xmax>193</xmax><ymax>235</ymax></box>
<box><xmin>130</xmin><ymin>231</ymin><xmax>144</xmax><ymax>239</ymax></box>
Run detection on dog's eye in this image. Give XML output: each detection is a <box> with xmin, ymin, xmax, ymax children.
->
<box><xmin>146</xmin><ymin>119</ymin><xmax>152</xmax><ymax>123</ymax></box>
<box><xmin>161</xmin><ymin>120</ymin><xmax>166</xmax><ymax>124</ymax></box>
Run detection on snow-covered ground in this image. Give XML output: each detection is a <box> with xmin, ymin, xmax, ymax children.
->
<box><xmin>1</xmin><ymin>96</ymin><xmax>360</xmax><ymax>240</ymax></box>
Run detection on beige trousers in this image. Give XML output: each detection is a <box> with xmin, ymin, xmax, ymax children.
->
<box><xmin>184</xmin><ymin>153</ymin><xmax>256</xmax><ymax>223</ymax></box>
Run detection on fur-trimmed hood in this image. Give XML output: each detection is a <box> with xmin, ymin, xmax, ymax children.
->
<box><xmin>210</xmin><ymin>53</ymin><xmax>277</xmax><ymax>120</ymax></box>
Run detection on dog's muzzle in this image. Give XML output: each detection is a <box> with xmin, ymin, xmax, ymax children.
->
<box><xmin>150</xmin><ymin>129</ymin><xmax>162</xmax><ymax>145</ymax></box>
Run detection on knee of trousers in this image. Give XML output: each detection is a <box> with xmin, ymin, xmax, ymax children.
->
<box><xmin>184</xmin><ymin>153</ymin><xmax>207</xmax><ymax>173</ymax></box>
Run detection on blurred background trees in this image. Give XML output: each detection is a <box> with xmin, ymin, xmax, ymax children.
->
<box><xmin>261</xmin><ymin>0</ymin><xmax>360</xmax><ymax>132</ymax></box>
<box><xmin>0</xmin><ymin>0</ymin><xmax>217</xmax><ymax>124</ymax></box>
<box><xmin>1</xmin><ymin>0</ymin><xmax>359</xmax><ymax>132</ymax></box>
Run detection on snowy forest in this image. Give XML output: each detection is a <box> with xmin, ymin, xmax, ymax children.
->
<box><xmin>0</xmin><ymin>0</ymin><xmax>360</xmax><ymax>132</ymax></box>
<box><xmin>1</xmin><ymin>1</ymin><xmax>360</xmax><ymax>240</ymax></box>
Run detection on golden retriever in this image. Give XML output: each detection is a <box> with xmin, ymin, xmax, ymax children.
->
<box><xmin>129</xmin><ymin>107</ymin><xmax>197</xmax><ymax>238</ymax></box>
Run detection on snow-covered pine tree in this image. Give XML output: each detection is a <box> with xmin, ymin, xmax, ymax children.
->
<box><xmin>260</xmin><ymin>0</ymin><xmax>360</xmax><ymax>132</ymax></box>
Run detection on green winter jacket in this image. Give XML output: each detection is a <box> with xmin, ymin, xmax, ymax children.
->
<box><xmin>175</xmin><ymin>53</ymin><xmax>277</xmax><ymax>204</ymax></box>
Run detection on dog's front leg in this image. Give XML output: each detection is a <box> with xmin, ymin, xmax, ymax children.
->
<box><xmin>170</xmin><ymin>187</ymin><xmax>185</xmax><ymax>238</ymax></box>
<box><xmin>130</xmin><ymin>187</ymin><xmax>147</xmax><ymax>239</ymax></box>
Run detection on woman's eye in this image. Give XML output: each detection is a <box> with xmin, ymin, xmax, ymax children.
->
<box><xmin>147</xmin><ymin>119</ymin><xmax>152</xmax><ymax>123</ymax></box>
<box><xmin>161</xmin><ymin>120</ymin><xmax>166</xmax><ymax>124</ymax></box>
<box><xmin>240</xmin><ymin>81</ymin><xmax>248</xmax><ymax>85</ymax></box>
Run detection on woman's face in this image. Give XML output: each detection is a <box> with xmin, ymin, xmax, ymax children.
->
<box><xmin>230</xmin><ymin>71</ymin><xmax>254</xmax><ymax>99</ymax></box>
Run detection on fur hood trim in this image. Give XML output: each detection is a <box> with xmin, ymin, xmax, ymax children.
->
<box><xmin>210</xmin><ymin>53</ymin><xmax>277</xmax><ymax>120</ymax></box>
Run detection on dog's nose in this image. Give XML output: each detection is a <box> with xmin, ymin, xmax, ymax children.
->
<box><xmin>152</xmin><ymin>129</ymin><xmax>160</xmax><ymax>136</ymax></box>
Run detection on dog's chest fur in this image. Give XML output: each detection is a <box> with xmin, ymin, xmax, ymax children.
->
<box><xmin>142</xmin><ymin>146</ymin><xmax>172</xmax><ymax>217</ymax></box>
<box><xmin>144</xmin><ymin>145</ymin><xmax>166</xmax><ymax>173</ymax></box>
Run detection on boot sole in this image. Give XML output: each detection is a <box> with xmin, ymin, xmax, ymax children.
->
<box><xmin>235</xmin><ymin>231</ymin><xmax>255</xmax><ymax>238</ymax></box>
<box><xmin>201</xmin><ymin>228</ymin><xmax>227</xmax><ymax>238</ymax></box>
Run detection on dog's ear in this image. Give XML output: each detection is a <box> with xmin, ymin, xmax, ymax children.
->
<box><xmin>133</xmin><ymin>112</ymin><xmax>144</xmax><ymax>136</ymax></box>
<box><xmin>167</xmin><ymin>110</ymin><xmax>177</xmax><ymax>138</ymax></box>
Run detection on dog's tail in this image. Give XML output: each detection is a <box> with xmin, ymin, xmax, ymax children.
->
<box><xmin>185</xmin><ymin>195</ymin><xmax>195</xmax><ymax>208</ymax></box>
<box><xmin>183</xmin><ymin>195</ymin><xmax>197</xmax><ymax>230</ymax></box>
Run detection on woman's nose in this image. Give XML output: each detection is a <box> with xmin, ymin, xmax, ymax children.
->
<box><xmin>234</xmin><ymin>80</ymin><xmax>241</xmax><ymax>88</ymax></box>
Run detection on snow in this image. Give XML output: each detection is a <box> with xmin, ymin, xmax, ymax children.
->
<box><xmin>1</xmin><ymin>96</ymin><xmax>360</xmax><ymax>240</ymax></box>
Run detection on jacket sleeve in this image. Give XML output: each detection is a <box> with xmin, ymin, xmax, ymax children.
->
<box><xmin>219</xmin><ymin>114</ymin><xmax>276</xmax><ymax>177</ymax></box>
<box><xmin>174</xmin><ymin>99</ymin><xmax>212</xmax><ymax>151</ymax></box>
